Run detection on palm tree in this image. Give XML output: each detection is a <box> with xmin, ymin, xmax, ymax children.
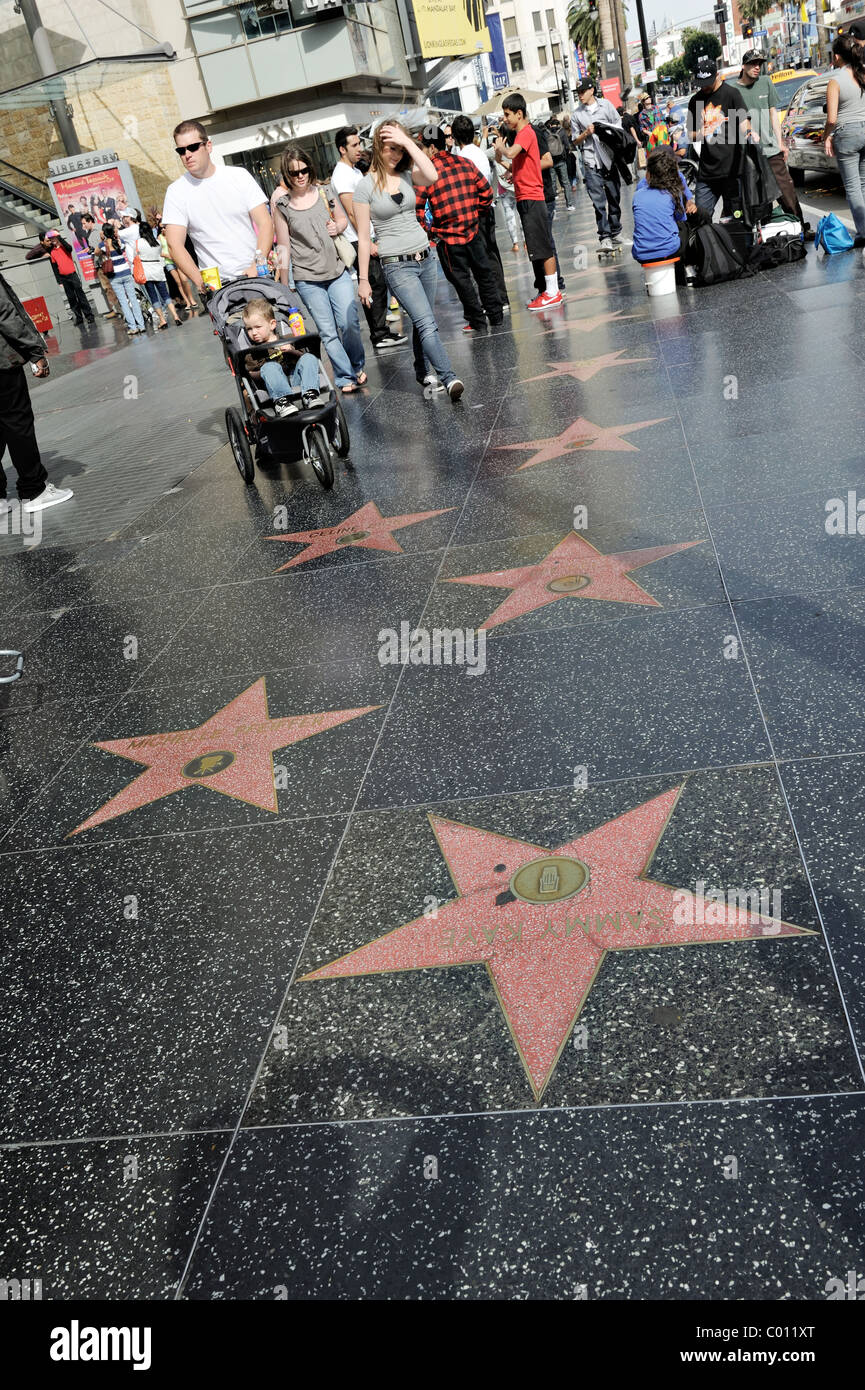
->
<box><xmin>567</xmin><ymin>1</ymin><xmax>600</xmax><ymax>74</ymax></box>
<box><xmin>738</xmin><ymin>0</ymin><xmax>774</xmax><ymax>31</ymax></box>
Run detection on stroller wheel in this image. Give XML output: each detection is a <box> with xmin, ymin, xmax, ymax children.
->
<box><xmin>306</xmin><ymin>424</ymin><xmax>334</xmax><ymax>490</ymax></box>
<box><xmin>331</xmin><ymin>398</ymin><xmax>351</xmax><ymax>458</ymax></box>
<box><xmin>226</xmin><ymin>406</ymin><xmax>255</xmax><ymax>484</ymax></box>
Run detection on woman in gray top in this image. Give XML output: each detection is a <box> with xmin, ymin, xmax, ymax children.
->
<box><xmin>353</xmin><ymin>122</ymin><xmax>463</xmax><ymax>401</ymax></box>
<box><xmin>274</xmin><ymin>146</ymin><xmax>366</xmax><ymax>393</ymax></box>
<box><xmin>825</xmin><ymin>34</ymin><xmax>865</xmax><ymax>244</ymax></box>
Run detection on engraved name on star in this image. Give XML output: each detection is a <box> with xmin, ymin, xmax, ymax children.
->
<box><xmin>445</xmin><ymin>531</ymin><xmax>703</xmax><ymax>630</ymax></box>
<box><xmin>266</xmin><ymin>501</ymin><xmax>454</xmax><ymax>572</ymax></box>
<box><xmin>70</xmin><ymin>677</ymin><xmax>379</xmax><ymax>836</ymax></box>
<box><xmin>496</xmin><ymin>415</ymin><xmax>670</xmax><ymax>471</ymax></box>
<box><xmin>302</xmin><ymin>787</ymin><xmax>814</xmax><ymax>1099</ymax></box>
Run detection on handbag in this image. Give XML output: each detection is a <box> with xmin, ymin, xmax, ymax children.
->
<box><xmin>319</xmin><ymin>187</ymin><xmax>356</xmax><ymax>267</ymax></box>
<box><xmin>814</xmin><ymin>213</ymin><xmax>855</xmax><ymax>255</ymax></box>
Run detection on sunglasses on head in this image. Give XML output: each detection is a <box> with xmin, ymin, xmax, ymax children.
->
<box><xmin>175</xmin><ymin>140</ymin><xmax>205</xmax><ymax>156</ymax></box>
<box><xmin>288</xmin><ymin>166</ymin><xmax>310</xmax><ymax>177</ymax></box>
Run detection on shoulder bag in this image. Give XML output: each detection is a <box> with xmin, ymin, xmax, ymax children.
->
<box><xmin>319</xmin><ymin>187</ymin><xmax>356</xmax><ymax>268</ymax></box>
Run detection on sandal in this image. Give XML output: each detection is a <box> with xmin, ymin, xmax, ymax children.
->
<box><xmin>341</xmin><ymin>383</ymin><xmax>359</xmax><ymax>394</ymax></box>
<box><xmin>356</xmin><ymin>371</ymin><xmax>367</xmax><ymax>386</ymax></box>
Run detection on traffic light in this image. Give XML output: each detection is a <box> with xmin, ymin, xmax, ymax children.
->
<box><xmin>742</xmin><ymin>21</ymin><xmax>754</xmax><ymax>38</ymax></box>
<box><xmin>588</xmin><ymin>0</ymin><xmax>597</xmax><ymax>12</ymax></box>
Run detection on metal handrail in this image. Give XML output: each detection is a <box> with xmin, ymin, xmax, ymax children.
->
<box><xmin>0</xmin><ymin>157</ymin><xmax>49</xmax><ymax>191</ymax></box>
<box><xmin>0</xmin><ymin>175</ymin><xmax>54</xmax><ymax>216</ymax></box>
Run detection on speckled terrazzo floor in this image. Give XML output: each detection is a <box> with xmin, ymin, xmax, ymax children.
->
<box><xmin>2</xmin><ymin>196</ymin><xmax>865</xmax><ymax>1301</ymax></box>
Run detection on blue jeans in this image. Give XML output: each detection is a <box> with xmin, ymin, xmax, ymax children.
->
<box><xmin>383</xmin><ymin>251</ymin><xmax>456</xmax><ymax>387</ymax></box>
<box><xmin>260</xmin><ymin>355</ymin><xmax>319</xmax><ymax>399</ymax></box>
<box><xmin>584</xmin><ymin>163</ymin><xmax>622</xmax><ymax>240</ymax></box>
<box><xmin>113</xmin><ymin>276</ymin><xmax>145</xmax><ymax>331</ymax></box>
<box><xmin>294</xmin><ymin>272</ymin><xmax>365</xmax><ymax>388</ymax></box>
<box><xmin>834</xmin><ymin>120</ymin><xmax>865</xmax><ymax>238</ymax></box>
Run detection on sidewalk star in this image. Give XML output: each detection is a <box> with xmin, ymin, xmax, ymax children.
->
<box><xmin>446</xmin><ymin>532</ymin><xmax>703</xmax><ymax>629</ymax></box>
<box><xmin>302</xmin><ymin>787</ymin><xmax>815</xmax><ymax>1099</ymax></box>
<box><xmin>498</xmin><ymin>415</ymin><xmax>670</xmax><ymax>471</ymax></box>
<box><xmin>70</xmin><ymin>678</ymin><xmax>379</xmax><ymax>836</ymax></box>
<box><xmin>520</xmin><ymin>350</ymin><xmax>652</xmax><ymax>385</ymax></box>
<box><xmin>266</xmin><ymin>501</ymin><xmax>453</xmax><ymax>572</ymax></box>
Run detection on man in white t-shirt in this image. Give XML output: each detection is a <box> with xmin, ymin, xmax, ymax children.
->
<box><xmin>330</xmin><ymin>125</ymin><xmax>405</xmax><ymax>351</ymax></box>
<box><xmin>162</xmin><ymin>119</ymin><xmax>273</xmax><ymax>289</ymax></box>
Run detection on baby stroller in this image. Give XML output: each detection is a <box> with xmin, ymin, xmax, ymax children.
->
<box><xmin>209</xmin><ymin>276</ymin><xmax>350</xmax><ymax>490</ymax></box>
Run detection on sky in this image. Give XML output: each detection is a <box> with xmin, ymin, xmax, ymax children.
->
<box><xmin>626</xmin><ymin>1</ymin><xmax>720</xmax><ymax>42</ymax></box>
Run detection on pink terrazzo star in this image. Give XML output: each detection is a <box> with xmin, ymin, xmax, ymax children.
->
<box><xmin>302</xmin><ymin>788</ymin><xmax>814</xmax><ymax>1098</ymax></box>
<box><xmin>519</xmin><ymin>350</ymin><xmax>652</xmax><ymax>385</ymax></box>
<box><xmin>70</xmin><ymin>677</ymin><xmax>379</xmax><ymax>835</ymax></box>
<box><xmin>497</xmin><ymin>414</ymin><xmax>670</xmax><ymax>471</ymax></box>
<box><xmin>266</xmin><ymin>501</ymin><xmax>453</xmax><ymax>572</ymax></box>
<box><xmin>445</xmin><ymin>532</ymin><xmax>703</xmax><ymax>630</ymax></box>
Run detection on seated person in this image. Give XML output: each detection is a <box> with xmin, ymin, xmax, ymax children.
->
<box><xmin>632</xmin><ymin>145</ymin><xmax>703</xmax><ymax>266</ymax></box>
<box><xmin>242</xmin><ymin>297</ymin><xmax>321</xmax><ymax>417</ymax></box>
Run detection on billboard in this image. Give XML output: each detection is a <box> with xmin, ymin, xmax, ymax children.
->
<box><xmin>412</xmin><ymin>0</ymin><xmax>492</xmax><ymax>58</ymax></box>
<box><xmin>47</xmin><ymin>155</ymin><xmax>142</xmax><ymax>284</ymax></box>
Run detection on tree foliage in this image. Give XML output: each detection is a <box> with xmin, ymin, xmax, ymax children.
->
<box><xmin>567</xmin><ymin>1</ymin><xmax>600</xmax><ymax>74</ymax></box>
<box><xmin>681</xmin><ymin>26</ymin><xmax>722</xmax><ymax>73</ymax></box>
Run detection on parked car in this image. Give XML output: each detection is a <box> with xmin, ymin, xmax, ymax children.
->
<box><xmin>770</xmin><ymin>66</ymin><xmax>820</xmax><ymax>121</ymax></box>
<box><xmin>782</xmin><ymin>74</ymin><xmax>834</xmax><ymax>184</ymax></box>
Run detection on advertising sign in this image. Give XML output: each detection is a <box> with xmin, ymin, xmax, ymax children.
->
<box><xmin>22</xmin><ymin>297</ymin><xmax>51</xmax><ymax>333</ymax></box>
<box><xmin>600</xmin><ymin>76</ymin><xmax>622</xmax><ymax>107</ymax></box>
<box><xmin>412</xmin><ymin>0</ymin><xmax>492</xmax><ymax>58</ymax></box>
<box><xmin>48</xmin><ymin>157</ymin><xmax>142</xmax><ymax>284</ymax></box>
<box><xmin>486</xmin><ymin>12</ymin><xmax>510</xmax><ymax>89</ymax></box>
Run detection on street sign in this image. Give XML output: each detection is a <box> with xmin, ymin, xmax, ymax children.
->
<box><xmin>643</xmin><ymin>68</ymin><xmax>658</xmax><ymax>82</ymax></box>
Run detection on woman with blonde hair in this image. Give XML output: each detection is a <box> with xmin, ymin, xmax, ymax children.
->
<box><xmin>273</xmin><ymin>144</ymin><xmax>367</xmax><ymax>393</ymax></box>
<box><xmin>353</xmin><ymin>121</ymin><xmax>464</xmax><ymax>400</ymax></box>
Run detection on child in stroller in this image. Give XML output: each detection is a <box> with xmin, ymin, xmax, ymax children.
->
<box><xmin>242</xmin><ymin>297</ymin><xmax>321</xmax><ymax>418</ymax></box>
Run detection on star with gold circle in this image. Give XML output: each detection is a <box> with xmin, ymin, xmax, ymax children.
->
<box><xmin>266</xmin><ymin>501</ymin><xmax>454</xmax><ymax>572</ymax></box>
<box><xmin>519</xmin><ymin>350</ymin><xmax>652</xmax><ymax>385</ymax></box>
<box><xmin>302</xmin><ymin>787</ymin><xmax>815</xmax><ymax>1099</ymax></box>
<box><xmin>69</xmin><ymin>678</ymin><xmax>379</xmax><ymax>836</ymax></box>
<box><xmin>445</xmin><ymin>532</ymin><xmax>703</xmax><ymax>630</ymax></box>
<box><xmin>497</xmin><ymin>415</ymin><xmax>670</xmax><ymax>471</ymax></box>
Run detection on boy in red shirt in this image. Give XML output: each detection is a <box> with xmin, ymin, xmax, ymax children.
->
<box><xmin>494</xmin><ymin>93</ymin><xmax>562</xmax><ymax>309</ymax></box>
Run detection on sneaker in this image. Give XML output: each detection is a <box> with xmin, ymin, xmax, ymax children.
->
<box><xmin>301</xmin><ymin>390</ymin><xmax>321</xmax><ymax>409</ymax></box>
<box><xmin>599</xmin><ymin>237</ymin><xmax>614</xmax><ymax>251</ymax></box>
<box><xmin>23</xmin><ymin>483</ymin><xmax>73</xmax><ymax>513</ymax></box>
<box><xmin>462</xmin><ymin>322</ymin><xmax>484</xmax><ymax>334</ymax></box>
<box><xmin>610</xmin><ymin>233</ymin><xmax>624</xmax><ymax>245</ymax></box>
<box><xmin>502</xmin><ymin>303</ymin><xmax>510</xmax><ymax>315</ymax></box>
<box><xmin>273</xmin><ymin>396</ymin><xmax>298</xmax><ymax>417</ymax></box>
<box><xmin>567</xmin><ymin>205</ymin><xmax>576</xmax><ymax>213</ymax></box>
<box><xmin>447</xmin><ymin>378</ymin><xmax>464</xmax><ymax>402</ymax></box>
<box><xmin>373</xmin><ymin>332</ymin><xmax>407</xmax><ymax>349</ymax></box>
<box><xmin>422</xmin><ymin>373</ymin><xmax>445</xmax><ymax>394</ymax></box>
<box><xmin>854</xmin><ymin>235</ymin><xmax>865</xmax><ymax>248</ymax></box>
<box><xmin>527</xmin><ymin>289</ymin><xmax>564</xmax><ymax>311</ymax></box>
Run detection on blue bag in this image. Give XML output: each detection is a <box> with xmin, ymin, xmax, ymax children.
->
<box><xmin>814</xmin><ymin>213</ymin><xmax>855</xmax><ymax>254</ymax></box>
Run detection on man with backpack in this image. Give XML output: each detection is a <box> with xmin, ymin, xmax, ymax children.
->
<box><xmin>544</xmin><ymin>117</ymin><xmax>574</xmax><ymax>209</ymax></box>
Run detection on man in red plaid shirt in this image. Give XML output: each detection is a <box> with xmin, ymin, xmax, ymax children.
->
<box><xmin>416</xmin><ymin>124</ymin><xmax>504</xmax><ymax>332</ymax></box>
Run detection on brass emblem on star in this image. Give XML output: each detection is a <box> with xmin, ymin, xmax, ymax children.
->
<box><xmin>545</xmin><ymin>574</ymin><xmax>590</xmax><ymax>594</ymax></box>
<box><xmin>336</xmin><ymin>530</ymin><xmax>371</xmax><ymax>545</ymax></box>
<box><xmin>510</xmin><ymin>855</ymin><xmax>590</xmax><ymax>904</ymax></box>
<box><xmin>182</xmin><ymin>751</ymin><xmax>236</xmax><ymax>779</ymax></box>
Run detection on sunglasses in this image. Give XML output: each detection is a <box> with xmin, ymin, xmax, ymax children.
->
<box><xmin>287</xmin><ymin>166</ymin><xmax>310</xmax><ymax>177</ymax></box>
<box><xmin>175</xmin><ymin>140</ymin><xmax>205</xmax><ymax>156</ymax></box>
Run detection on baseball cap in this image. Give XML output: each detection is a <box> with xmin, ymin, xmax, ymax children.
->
<box><xmin>120</xmin><ymin>208</ymin><xmax>138</xmax><ymax>220</ymax></box>
<box><xmin>419</xmin><ymin>123</ymin><xmax>447</xmax><ymax>149</ymax></box>
<box><xmin>847</xmin><ymin>19</ymin><xmax>865</xmax><ymax>38</ymax></box>
<box><xmin>742</xmin><ymin>49</ymin><xmax>768</xmax><ymax>64</ymax></box>
<box><xmin>693</xmin><ymin>55</ymin><xmax>717</xmax><ymax>82</ymax></box>
<box><xmin>577</xmin><ymin>79</ymin><xmax>594</xmax><ymax>94</ymax></box>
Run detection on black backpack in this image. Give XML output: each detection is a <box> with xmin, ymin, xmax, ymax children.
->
<box><xmin>747</xmin><ymin>233</ymin><xmax>806</xmax><ymax>270</ymax></box>
<box><xmin>690</xmin><ymin>222</ymin><xmax>748</xmax><ymax>286</ymax></box>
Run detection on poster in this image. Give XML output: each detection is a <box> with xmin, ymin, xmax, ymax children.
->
<box><xmin>50</xmin><ymin>165</ymin><xmax>135</xmax><ymax>282</ymax></box>
<box><xmin>412</xmin><ymin>0</ymin><xmax>492</xmax><ymax>58</ymax></box>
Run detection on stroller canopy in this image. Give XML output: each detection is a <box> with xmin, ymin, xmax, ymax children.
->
<box><xmin>208</xmin><ymin>277</ymin><xmax>303</xmax><ymax>338</ymax></box>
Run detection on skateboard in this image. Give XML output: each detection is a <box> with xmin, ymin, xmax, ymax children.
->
<box><xmin>597</xmin><ymin>244</ymin><xmax>623</xmax><ymax>262</ymax></box>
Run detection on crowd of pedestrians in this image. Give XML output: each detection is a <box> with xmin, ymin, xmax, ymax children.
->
<box><xmin>3</xmin><ymin>48</ymin><xmax>864</xmax><ymax>513</ymax></box>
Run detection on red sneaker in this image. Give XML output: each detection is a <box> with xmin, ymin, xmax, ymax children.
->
<box><xmin>527</xmin><ymin>290</ymin><xmax>564</xmax><ymax>311</ymax></box>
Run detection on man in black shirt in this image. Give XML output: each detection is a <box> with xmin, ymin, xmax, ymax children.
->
<box><xmin>687</xmin><ymin>56</ymin><xmax>750</xmax><ymax>218</ymax></box>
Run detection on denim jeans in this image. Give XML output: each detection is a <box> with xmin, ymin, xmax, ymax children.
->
<box><xmin>834</xmin><ymin>121</ymin><xmax>865</xmax><ymax>237</ymax></box>
<box><xmin>260</xmin><ymin>354</ymin><xmax>319</xmax><ymax>399</ymax></box>
<box><xmin>113</xmin><ymin>276</ymin><xmax>145</xmax><ymax>331</ymax></box>
<box><xmin>584</xmin><ymin>163</ymin><xmax>622</xmax><ymax>240</ymax></box>
<box><xmin>294</xmin><ymin>271</ymin><xmax>365</xmax><ymax>387</ymax></box>
<box><xmin>382</xmin><ymin>252</ymin><xmax>456</xmax><ymax>387</ymax></box>
<box><xmin>694</xmin><ymin>176</ymin><xmax>737</xmax><ymax>219</ymax></box>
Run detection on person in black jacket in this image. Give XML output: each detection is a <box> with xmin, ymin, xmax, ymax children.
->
<box><xmin>0</xmin><ymin>274</ymin><xmax>73</xmax><ymax>515</ymax></box>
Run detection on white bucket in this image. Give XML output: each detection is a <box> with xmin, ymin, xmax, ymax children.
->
<box><xmin>643</xmin><ymin>262</ymin><xmax>677</xmax><ymax>297</ymax></box>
